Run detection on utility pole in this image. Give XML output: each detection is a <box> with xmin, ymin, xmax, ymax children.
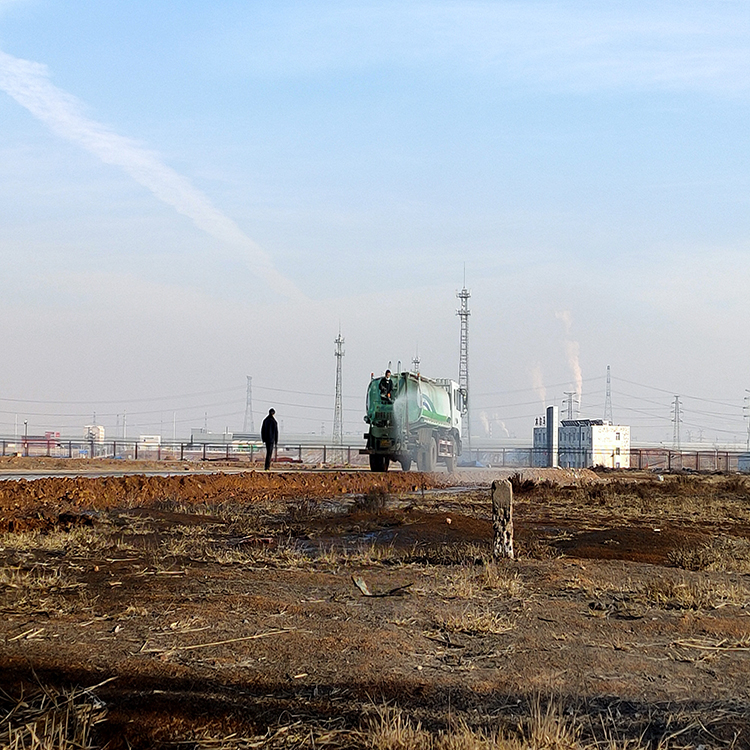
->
<box><xmin>672</xmin><ymin>395</ymin><xmax>682</xmax><ymax>451</ymax></box>
<box><xmin>457</xmin><ymin>274</ymin><xmax>471</xmax><ymax>456</ymax></box>
<box><xmin>604</xmin><ymin>365</ymin><xmax>613</xmax><ymax>423</ymax></box>
<box><xmin>563</xmin><ymin>391</ymin><xmax>579</xmax><ymax>420</ymax></box>
<box><xmin>744</xmin><ymin>390</ymin><xmax>749</xmax><ymax>451</ymax></box>
<box><xmin>333</xmin><ymin>330</ymin><xmax>345</xmax><ymax>445</ymax></box>
<box><xmin>243</xmin><ymin>376</ymin><xmax>255</xmax><ymax>433</ymax></box>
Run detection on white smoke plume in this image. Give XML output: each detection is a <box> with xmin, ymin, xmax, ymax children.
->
<box><xmin>530</xmin><ymin>363</ymin><xmax>546</xmax><ymax>407</ymax></box>
<box><xmin>555</xmin><ymin>310</ymin><xmax>583</xmax><ymax>403</ymax></box>
<box><xmin>479</xmin><ymin>411</ymin><xmax>490</xmax><ymax>436</ymax></box>
<box><xmin>479</xmin><ymin>411</ymin><xmax>511</xmax><ymax>438</ymax></box>
<box><xmin>0</xmin><ymin>49</ymin><xmax>304</xmax><ymax>301</ymax></box>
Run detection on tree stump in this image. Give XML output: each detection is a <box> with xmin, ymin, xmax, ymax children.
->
<box><xmin>492</xmin><ymin>479</ymin><xmax>514</xmax><ymax>559</ymax></box>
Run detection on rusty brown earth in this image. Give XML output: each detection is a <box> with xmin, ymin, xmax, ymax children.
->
<box><xmin>2</xmin><ymin>462</ymin><xmax>750</xmax><ymax>748</ymax></box>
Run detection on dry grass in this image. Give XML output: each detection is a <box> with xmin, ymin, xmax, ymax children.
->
<box><xmin>668</xmin><ymin>536</ymin><xmax>750</xmax><ymax>573</ymax></box>
<box><xmin>436</xmin><ymin>606</ymin><xmax>516</xmax><ymax>635</ymax></box>
<box><xmin>639</xmin><ymin>575</ymin><xmax>748</xmax><ymax>610</ymax></box>
<box><xmin>0</xmin><ymin>565</ymin><xmax>70</xmax><ymax>591</ymax></box>
<box><xmin>0</xmin><ymin>684</ymin><xmax>722</xmax><ymax>750</ymax></box>
<box><xmin>440</xmin><ymin>562</ymin><xmax>523</xmax><ymax>600</ymax></box>
<box><xmin>0</xmin><ymin>683</ymin><xmax>107</xmax><ymax>750</ymax></box>
<box><xmin>0</xmin><ymin>526</ymin><xmax>113</xmax><ymax>556</ymax></box>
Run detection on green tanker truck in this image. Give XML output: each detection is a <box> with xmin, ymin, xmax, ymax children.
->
<box><xmin>361</xmin><ymin>370</ymin><xmax>466</xmax><ymax>472</ymax></box>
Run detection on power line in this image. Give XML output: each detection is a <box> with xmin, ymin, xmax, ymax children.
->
<box><xmin>612</xmin><ymin>377</ymin><xmax>741</xmax><ymax>408</ymax></box>
<box><xmin>472</xmin><ymin>376</ymin><xmax>601</xmax><ymax>399</ymax></box>
<box><xmin>0</xmin><ymin>386</ymin><xmax>245</xmax><ymax>406</ymax></box>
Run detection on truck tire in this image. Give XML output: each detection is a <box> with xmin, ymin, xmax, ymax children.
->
<box><xmin>416</xmin><ymin>437</ymin><xmax>437</xmax><ymax>472</ymax></box>
<box><xmin>426</xmin><ymin>437</ymin><xmax>437</xmax><ymax>472</ymax></box>
<box><xmin>369</xmin><ymin>454</ymin><xmax>388</xmax><ymax>472</ymax></box>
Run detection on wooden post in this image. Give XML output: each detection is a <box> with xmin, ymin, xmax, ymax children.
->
<box><xmin>491</xmin><ymin>479</ymin><xmax>514</xmax><ymax>559</ymax></box>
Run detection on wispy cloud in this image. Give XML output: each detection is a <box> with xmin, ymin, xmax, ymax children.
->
<box><xmin>218</xmin><ymin>2</ymin><xmax>750</xmax><ymax>94</ymax></box>
<box><xmin>0</xmin><ymin>48</ymin><xmax>305</xmax><ymax>301</ymax></box>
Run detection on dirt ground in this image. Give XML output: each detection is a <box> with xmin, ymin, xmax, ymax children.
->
<box><xmin>2</xmin><ymin>463</ymin><xmax>750</xmax><ymax>748</ymax></box>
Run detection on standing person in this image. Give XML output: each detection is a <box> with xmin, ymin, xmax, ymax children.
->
<box><xmin>261</xmin><ymin>408</ymin><xmax>278</xmax><ymax>470</ymax></box>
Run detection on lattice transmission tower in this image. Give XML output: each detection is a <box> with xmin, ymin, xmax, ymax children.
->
<box><xmin>243</xmin><ymin>376</ymin><xmax>255</xmax><ymax>433</ymax></box>
<box><xmin>563</xmin><ymin>391</ymin><xmax>579</xmax><ymax>420</ymax></box>
<box><xmin>604</xmin><ymin>365</ymin><xmax>613</xmax><ymax>423</ymax></box>
<box><xmin>457</xmin><ymin>280</ymin><xmax>471</xmax><ymax>454</ymax></box>
<box><xmin>672</xmin><ymin>395</ymin><xmax>682</xmax><ymax>450</ymax></box>
<box><xmin>333</xmin><ymin>330</ymin><xmax>345</xmax><ymax>445</ymax></box>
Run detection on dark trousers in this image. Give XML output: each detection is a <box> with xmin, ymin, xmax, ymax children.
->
<box><xmin>264</xmin><ymin>442</ymin><xmax>275</xmax><ymax>470</ymax></box>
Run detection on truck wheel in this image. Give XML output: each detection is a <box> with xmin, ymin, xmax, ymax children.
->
<box><xmin>400</xmin><ymin>456</ymin><xmax>412</xmax><ymax>471</ymax></box>
<box><xmin>369</xmin><ymin>454</ymin><xmax>386</xmax><ymax>472</ymax></box>
<box><xmin>426</xmin><ymin>437</ymin><xmax>437</xmax><ymax>472</ymax></box>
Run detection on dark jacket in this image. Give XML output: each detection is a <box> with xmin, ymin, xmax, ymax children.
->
<box><xmin>379</xmin><ymin>376</ymin><xmax>394</xmax><ymax>403</ymax></box>
<box><xmin>261</xmin><ymin>414</ymin><xmax>278</xmax><ymax>445</ymax></box>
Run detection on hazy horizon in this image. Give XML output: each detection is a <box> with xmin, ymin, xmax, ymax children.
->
<box><xmin>2</xmin><ymin>1</ymin><xmax>749</xmax><ymax>448</ymax></box>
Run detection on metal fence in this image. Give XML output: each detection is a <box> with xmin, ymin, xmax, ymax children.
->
<box><xmin>0</xmin><ymin>438</ymin><xmax>370</xmax><ymax>467</ymax></box>
<box><xmin>1</xmin><ymin>438</ymin><xmax>747</xmax><ymax>472</ymax></box>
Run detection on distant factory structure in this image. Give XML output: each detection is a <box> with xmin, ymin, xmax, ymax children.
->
<box><xmin>533</xmin><ymin>406</ymin><xmax>630</xmax><ymax>469</ymax></box>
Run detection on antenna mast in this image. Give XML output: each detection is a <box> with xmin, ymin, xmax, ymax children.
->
<box><xmin>333</xmin><ymin>330</ymin><xmax>345</xmax><ymax>445</ymax></box>
<box><xmin>457</xmin><ymin>274</ymin><xmax>471</xmax><ymax>454</ymax></box>
<box><xmin>243</xmin><ymin>376</ymin><xmax>255</xmax><ymax>433</ymax></box>
<box><xmin>604</xmin><ymin>365</ymin><xmax>613</xmax><ymax>423</ymax></box>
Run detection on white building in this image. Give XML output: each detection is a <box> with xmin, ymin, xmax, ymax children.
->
<box><xmin>83</xmin><ymin>424</ymin><xmax>105</xmax><ymax>442</ymax></box>
<box><xmin>533</xmin><ymin>417</ymin><xmax>630</xmax><ymax>469</ymax></box>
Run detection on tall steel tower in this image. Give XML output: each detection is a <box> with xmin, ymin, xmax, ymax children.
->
<box><xmin>672</xmin><ymin>395</ymin><xmax>682</xmax><ymax>450</ymax></box>
<box><xmin>243</xmin><ymin>376</ymin><xmax>255</xmax><ymax>433</ymax></box>
<box><xmin>457</xmin><ymin>281</ymin><xmax>471</xmax><ymax>454</ymax></box>
<box><xmin>604</xmin><ymin>365</ymin><xmax>613</xmax><ymax>423</ymax></box>
<box><xmin>412</xmin><ymin>348</ymin><xmax>420</xmax><ymax>373</ymax></box>
<box><xmin>563</xmin><ymin>391</ymin><xmax>579</xmax><ymax>420</ymax></box>
<box><xmin>333</xmin><ymin>330</ymin><xmax>345</xmax><ymax>444</ymax></box>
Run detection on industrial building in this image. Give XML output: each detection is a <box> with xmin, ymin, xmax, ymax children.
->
<box><xmin>533</xmin><ymin>410</ymin><xmax>630</xmax><ymax>469</ymax></box>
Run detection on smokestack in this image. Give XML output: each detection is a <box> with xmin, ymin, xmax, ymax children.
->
<box><xmin>546</xmin><ymin>405</ymin><xmax>559</xmax><ymax>468</ymax></box>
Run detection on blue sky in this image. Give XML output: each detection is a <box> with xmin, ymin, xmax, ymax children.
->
<box><xmin>1</xmin><ymin>1</ymin><xmax>749</xmax><ymax>445</ymax></box>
